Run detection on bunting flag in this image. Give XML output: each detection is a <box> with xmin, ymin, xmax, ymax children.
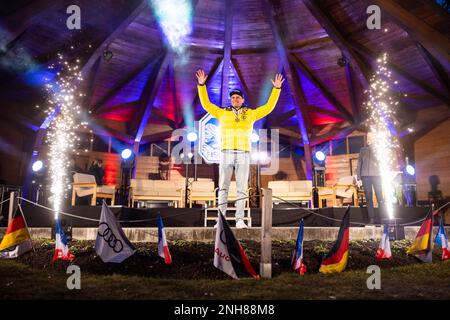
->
<box><xmin>407</xmin><ymin>209</ymin><xmax>433</xmax><ymax>263</ymax></box>
<box><xmin>52</xmin><ymin>219</ymin><xmax>75</xmax><ymax>262</ymax></box>
<box><xmin>292</xmin><ymin>219</ymin><xmax>307</xmax><ymax>275</ymax></box>
<box><xmin>157</xmin><ymin>214</ymin><xmax>172</xmax><ymax>265</ymax></box>
<box><xmin>0</xmin><ymin>207</ymin><xmax>32</xmax><ymax>253</ymax></box>
<box><xmin>214</xmin><ymin>211</ymin><xmax>259</xmax><ymax>279</ymax></box>
<box><xmin>375</xmin><ymin>223</ymin><xmax>392</xmax><ymax>261</ymax></box>
<box><xmin>434</xmin><ymin>217</ymin><xmax>450</xmax><ymax>261</ymax></box>
<box><xmin>319</xmin><ymin>207</ymin><xmax>350</xmax><ymax>274</ymax></box>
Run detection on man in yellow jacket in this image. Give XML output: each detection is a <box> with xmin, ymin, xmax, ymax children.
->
<box><xmin>196</xmin><ymin>69</ymin><xmax>284</xmax><ymax>228</ymax></box>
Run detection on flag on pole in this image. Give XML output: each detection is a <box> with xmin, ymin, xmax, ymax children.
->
<box><xmin>407</xmin><ymin>209</ymin><xmax>433</xmax><ymax>263</ymax></box>
<box><xmin>434</xmin><ymin>218</ymin><xmax>450</xmax><ymax>261</ymax></box>
<box><xmin>157</xmin><ymin>214</ymin><xmax>172</xmax><ymax>265</ymax></box>
<box><xmin>0</xmin><ymin>206</ymin><xmax>32</xmax><ymax>257</ymax></box>
<box><xmin>319</xmin><ymin>207</ymin><xmax>350</xmax><ymax>274</ymax></box>
<box><xmin>214</xmin><ymin>211</ymin><xmax>258</xmax><ymax>279</ymax></box>
<box><xmin>52</xmin><ymin>219</ymin><xmax>75</xmax><ymax>262</ymax></box>
<box><xmin>292</xmin><ymin>219</ymin><xmax>307</xmax><ymax>275</ymax></box>
<box><xmin>95</xmin><ymin>201</ymin><xmax>135</xmax><ymax>263</ymax></box>
<box><xmin>0</xmin><ymin>240</ymin><xmax>32</xmax><ymax>259</ymax></box>
<box><xmin>375</xmin><ymin>223</ymin><xmax>392</xmax><ymax>261</ymax></box>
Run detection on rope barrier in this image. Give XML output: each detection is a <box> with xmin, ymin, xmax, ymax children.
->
<box><xmin>15</xmin><ymin>196</ymin><xmax>448</xmax><ymax>228</ymax></box>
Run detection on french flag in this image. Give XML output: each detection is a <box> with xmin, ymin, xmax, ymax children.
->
<box><xmin>52</xmin><ymin>219</ymin><xmax>75</xmax><ymax>262</ymax></box>
<box><xmin>292</xmin><ymin>219</ymin><xmax>307</xmax><ymax>275</ymax></box>
<box><xmin>375</xmin><ymin>223</ymin><xmax>392</xmax><ymax>261</ymax></box>
<box><xmin>157</xmin><ymin>215</ymin><xmax>172</xmax><ymax>265</ymax></box>
<box><xmin>434</xmin><ymin>218</ymin><xmax>450</xmax><ymax>261</ymax></box>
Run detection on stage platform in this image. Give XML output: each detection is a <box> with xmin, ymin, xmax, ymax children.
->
<box><xmin>5</xmin><ymin>225</ymin><xmax>450</xmax><ymax>243</ymax></box>
<box><xmin>19</xmin><ymin>202</ymin><xmax>432</xmax><ymax>228</ymax></box>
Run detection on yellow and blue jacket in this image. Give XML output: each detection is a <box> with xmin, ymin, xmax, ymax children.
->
<box><xmin>198</xmin><ymin>85</ymin><xmax>281</xmax><ymax>152</ymax></box>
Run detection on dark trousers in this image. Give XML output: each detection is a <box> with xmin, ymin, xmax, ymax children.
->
<box><xmin>361</xmin><ymin>176</ymin><xmax>383</xmax><ymax>221</ymax></box>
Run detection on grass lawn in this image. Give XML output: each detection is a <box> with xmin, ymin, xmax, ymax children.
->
<box><xmin>0</xmin><ymin>239</ymin><xmax>449</xmax><ymax>300</ymax></box>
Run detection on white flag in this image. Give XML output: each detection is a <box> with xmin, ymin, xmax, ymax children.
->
<box><xmin>0</xmin><ymin>240</ymin><xmax>32</xmax><ymax>259</ymax></box>
<box><xmin>95</xmin><ymin>202</ymin><xmax>135</xmax><ymax>263</ymax></box>
<box><xmin>213</xmin><ymin>212</ymin><xmax>258</xmax><ymax>279</ymax></box>
<box><xmin>214</xmin><ymin>212</ymin><xmax>238</xmax><ymax>279</ymax></box>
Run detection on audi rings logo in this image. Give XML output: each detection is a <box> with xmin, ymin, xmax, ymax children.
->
<box><xmin>98</xmin><ymin>222</ymin><xmax>123</xmax><ymax>253</ymax></box>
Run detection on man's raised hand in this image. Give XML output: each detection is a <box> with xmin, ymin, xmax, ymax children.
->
<box><xmin>271</xmin><ymin>73</ymin><xmax>285</xmax><ymax>89</ymax></box>
<box><xmin>196</xmin><ymin>69</ymin><xmax>208</xmax><ymax>85</ymax></box>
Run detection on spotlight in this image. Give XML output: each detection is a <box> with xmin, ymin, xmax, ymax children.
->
<box><xmin>188</xmin><ymin>152</ymin><xmax>193</xmax><ymax>159</ymax></box>
<box><xmin>187</xmin><ymin>132</ymin><xmax>197</xmax><ymax>142</ymax></box>
<box><xmin>314</xmin><ymin>151</ymin><xmax>326</xmax><ymax>162</ymax></box>
<box><xmin>251</xmin><ymin>132</ymin><xmax>259</xmax><ymax>143</ymax></box>
<box><xmin>121</xmin><ymin>148</ymin><xmax>133</xmax><ymax>160</ymax></box>
<box><xmin>103</xmin><ymin>49</ymin><xmax>113</xmax><ymax>62</ymax></box>
<box><xmin>337</xmin><ymin>56</ymin><xmax>348</xmax><ymax>67</ymax></box>
<box><xmin>32</xmin><ymin>160</ymin><xmax>44</xmax><ymax>172</ymax></box>
<box><xmin>406</xmin><ymin>164</ymin><xmax>415</xmax><ymax>176</ymax></box>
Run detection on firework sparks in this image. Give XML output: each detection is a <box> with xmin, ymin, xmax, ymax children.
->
<box><xmin>364</xmin><ymin>53</ymin><xmax>400</xmax><ymax>219</ymax></box>
<box><xmin>45</xmin><ymin>54</ymin><xmax>86</xmax><ymax>219</ymax></box>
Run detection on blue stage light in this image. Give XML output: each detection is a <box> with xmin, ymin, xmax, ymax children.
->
<box><xmin>121</xmin><ymin>148</ymin><xmax>133</xmax><ymax>160</ymax></box>
<box><xmin>251</xmin><ymin>132</ymin><xmax>259</xmax><ymax>143</ymax></box>
<box><xmin>187</xmin><ymin>132</ymin><xmax>197</xmax><ymax>142</ymax></box>
<box><xmin>32</xmin><ymin>160</ymin><xmax>44</xmax><ymax>172</ymax></box>
<box><xmin>406</xmin><ymin>164</ymin><xmax>415</xmax><ymax>176</ymax></box>
<box><xmin>314</xmin><ymin>151</ymin><xmax>326</xmax><ymax>162</ymax></box>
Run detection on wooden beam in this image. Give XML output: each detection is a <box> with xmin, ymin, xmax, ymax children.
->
<box><xmin>373</xmin><ymin>0</ymin><xmax>450</xmax><ymax>70</ymax></box>
<box><xmin>140</xmin><ymin>130</ymin><xmax>175</xmax><ymax>145</ymax></box>
<box><xmin>276</xmin><ymin>106</ymin><xmax>345</xmax><ymax>125</ymax></box>
<box><xmin>91</xmin><ymin>51</ymin><xmax>164</xmax><ymax>114</ymax></box>
<box><xmin>169</xmin><ymin>55</ymin><xmax>180</xmax><ymax>128</ymax></box>
<box><xmin>230</xmin><ymin>58</ymin><xmax>253</xmax><ymax>105</ymax></box>
<box><xmin>130</xmin><ymin>52</ymin><xmax>170</xmax><ymax>140</ymax></box>
<box><xmin>263</xmin><ymin>0</ymin><xmax>311</xmax><ymax>143</ymax></box>
<box><xmin>178</xmin><ymin>56</ymin><xmax>223</xmax><ymax>128</ymax></box>
<box><xmin>0</xmin><ymin>0</ymin><xmax>57</xmax><ymax>51</ymax></box>
<box><xmin>82</xmin><ymin>56</ymin><xmax>102</xmax><ymax>109</ymax></box>
<box><xmin>220</xmin><ymin>0</ymin><xmax>233</xmax><ymax>108</ymax></box>
<box><xmin>311</xmin><ymin>124</ymin><xmax>358</xmax><ymax>146</ymax></box>
<box><xmin>264</xmin><ymin>0</ymin><xmax>313</xmax><ymax>179</ymax></box>
<box><xmin>349</xmin><ymin>41</ymin><xmax>450</xmax><ymax>106</ymax></box>
<box><xmin>415</xmin><ymin>42</ymin><xmax>450</xmax><ymax>96</ymax></box>
<box><xmin>80</xmin><ymin>0</ymin><xmax>148</xmax><ymax>77</ymax></box>
<box><xmin>289</xmin><ymin>53</ymin><xmax>354</xmax><ymax>123</ymax></box>
<box><xmin>302</xmin><ymin>0</ymin><xmax>371</xmax><ymax>87</ymax></box>
<box><xmin>399</xmin><ymin>110</ymin><xmax>450</xmax><ymax>140</ymax></box>
<box><xmin>344</xmin><ymin>63</ymin><xmax>360</xmax><ymax>122</ymax></box>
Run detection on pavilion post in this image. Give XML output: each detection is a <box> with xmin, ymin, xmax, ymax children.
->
<box><xmin>260</xmin><ymin>187</ymin><xmax>273</xmax><ymax>278</ymax></box>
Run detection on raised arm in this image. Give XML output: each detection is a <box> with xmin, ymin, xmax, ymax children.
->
<box><xmin>253</xmin><ymin>73</ymin><xmax>285</xmax><ymax>120</ymax></box>
<box><xmin>196</xmin><ymin>69</ymin><xmax>222</xmax><ymax>119</ymax></box>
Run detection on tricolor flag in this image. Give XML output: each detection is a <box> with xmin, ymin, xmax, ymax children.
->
<box><xmin>407</xmin><ymin>209</ymin><xmax>433</xmax><ymax>263</ymax></box>
<box><xmin>292</xmin><ymin>219</ymin><xmax>307</xmax><ymax>275</ymax></box>
<box><xmin>52</xmin><ymin>219</ymin><xmax>75</xmax><ymax>262</ymax></box>
<box><xmin>375</xmin><ymin>223</ymin><xmax>392</xmax><ymax>261</ymax></box>
<box><xmin>434</xmin><ymin>218</ymin><xmax>450</xmax><ymax>261</ymax></box>
<box><xmin>319</xmin><ymin>207</ymin><xmax>350</xmax><ymax>274</ymax></box>
<box><xmin>214</xmin><ymin>211</ymin><xmax>258</xmax><ymax>279</ymax></box>
<box><xmin>157</xmin><ymin>214</ymin><xmax>172</xmax><ymax>265</ymax></box>
<box><xmin>0</xmin><ymin>206</ymin><xmax>32</xmax><ymax>258</ymax></box>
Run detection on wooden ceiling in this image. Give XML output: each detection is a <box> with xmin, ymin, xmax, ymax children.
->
<box><xmin>0</xmin><ymin>0</ymin><xmax>448</xmax><ymax>146</ymax></box>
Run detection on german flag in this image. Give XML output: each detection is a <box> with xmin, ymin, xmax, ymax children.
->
<box><xmin>407</xmin><ymin>209</ymin><xmax>433</xmax><ymax>262</ymax></box>
<box><xmin>319</xmin><ymin>207</ymin><xmax>350</xmax><ymax>274</ymax></box>
<box><xmin>0</xmin><ymin>210</ymin><xmax>31</xmax><ymax>252</ymax></box>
